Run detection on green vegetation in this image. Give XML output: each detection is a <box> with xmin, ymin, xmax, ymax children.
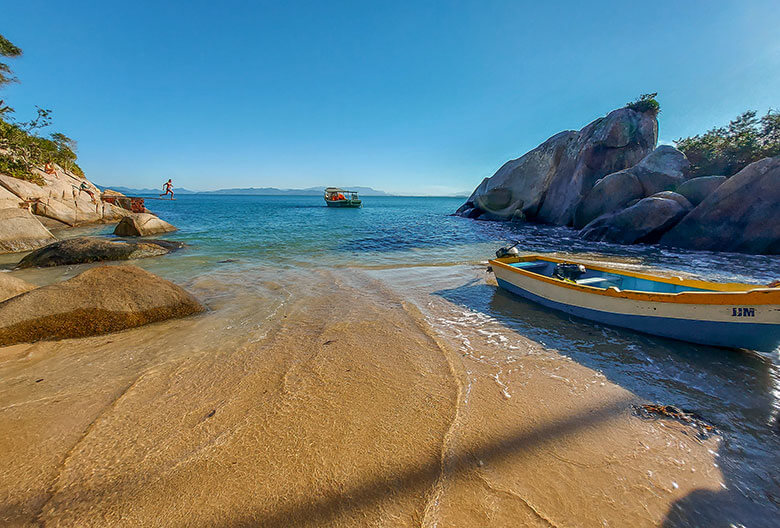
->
<box><xmin>675</xmin><ymin>110</ymin><xmax>780</xmax><ymax>178</ymax></box>
<box><xmin>0</xmin><ymin>33</ymin><xmax>84</xmax><ymax>184</ymax></box>
<box><xmin>626</xmin><ymin>93</ymin><xmax>660</xmax><ymax>116</ymax></box>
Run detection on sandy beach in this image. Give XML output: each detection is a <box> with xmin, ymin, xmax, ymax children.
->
<box><xmin>0</xmin><ymin>264</ymin><xmax>727</xmax><ymax>527</ymax></box>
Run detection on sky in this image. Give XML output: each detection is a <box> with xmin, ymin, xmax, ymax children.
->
<box><xmin>2</xmin><ymin>1</ymin><xmax>779</xmax><ymax>195</ymax></box>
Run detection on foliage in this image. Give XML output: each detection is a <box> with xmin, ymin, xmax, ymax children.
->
<box><xmin>675</xmin><ymin>109</ymin><xmax>780</xmax><ymax>177</ymax></box>
<box><xmin>626</xmin><ymin>93</ymin><xmax>660</xmax><ymax>116</ymax></box>
<box><xmin>0</xmin><ymin>34</ymin><xmax>85</xmax><ymax>182</ymax></box>
<box><xmin>0</xmin><ymin>34</ymin><xmax>23</xmax><ymax>88</ymax></box>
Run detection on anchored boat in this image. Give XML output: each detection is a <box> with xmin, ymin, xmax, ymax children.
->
<box><xmin>324</xmin><ymin>188</ymin><xmax>362</xmax><ymax>208</ymax></box>
<box><xmin>489</xmin><ymin>252</ymin><xmax>780</xmax><ymax>352</ymax></box>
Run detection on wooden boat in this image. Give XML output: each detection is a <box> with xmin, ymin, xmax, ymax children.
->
<box><xmin>489</xmin><ymin>253</ymin><xmax>780</xmax><ymax>352</ymax></box>
<box><xmin>324</xmin><ymin>188</ymin><xmax>362</xmax><ymax>208</ymax></box>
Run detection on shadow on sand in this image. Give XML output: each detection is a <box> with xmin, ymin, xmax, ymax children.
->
<box><xmin>430</xmin><ymin>278</ymin><xmax>779</xmax><ymax>528</ymax></box>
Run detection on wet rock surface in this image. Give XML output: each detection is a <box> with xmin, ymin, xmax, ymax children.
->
<box><xmin>16</xmin><ymin>237</ymin><xmax>184</xmax><ymax>269</ymax></box>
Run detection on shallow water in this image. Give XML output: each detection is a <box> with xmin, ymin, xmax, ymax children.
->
<box><xmin>1</xmin><ymin>194</ymin><xmax>778</xmax><ymax>526</ymax></box>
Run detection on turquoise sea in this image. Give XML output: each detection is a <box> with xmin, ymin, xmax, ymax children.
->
<box><xmin>4</xmin><ymin>194</ymin><xmax>779</xmax><ymax>525</ymax></box>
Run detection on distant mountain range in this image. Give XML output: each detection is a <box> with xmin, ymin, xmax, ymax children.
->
<box><xmin>98</xmin><ymin>185</ymin><xmax>393</xmax><ymax>196</ymax></box>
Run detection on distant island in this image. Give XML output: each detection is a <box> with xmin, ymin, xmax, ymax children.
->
<box><xmin>98</xmin><ymin>185</ymin><xmax>393</xmax><ymax>197</ymax></box>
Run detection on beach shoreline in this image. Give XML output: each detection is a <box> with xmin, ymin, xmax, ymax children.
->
<box><xmin>0</xmin><ymin>263</ymin><xmax>733</xmax><ymax>526</ymax></box>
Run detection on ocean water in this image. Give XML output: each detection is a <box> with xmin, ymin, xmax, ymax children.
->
<box><xmin>3</xmin><ymin>194</ymin><xmax>779</xmax><ymax>525</ymax></box>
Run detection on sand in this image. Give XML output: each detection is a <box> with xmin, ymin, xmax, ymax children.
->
<box><xmin>0</xmin><ymin>266</ymin><xmax>723</xmax><ymax>527</ymax></box>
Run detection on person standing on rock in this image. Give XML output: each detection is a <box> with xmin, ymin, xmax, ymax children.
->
<box><xmin>160</xmin><ymin>179</ymin><xmax>174</xmax><ymax>200</ymax></box>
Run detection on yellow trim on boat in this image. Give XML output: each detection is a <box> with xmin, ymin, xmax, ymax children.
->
<box><xmin>490</xmin><ymin>255</ymin><xmax>780</xmax><ymax>306</ymax></box>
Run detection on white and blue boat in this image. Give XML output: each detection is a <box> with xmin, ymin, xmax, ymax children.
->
<box><xmin>490</xmin><ymin>254</ymin><xmax>780</xmax><ymax>352</ymax></box>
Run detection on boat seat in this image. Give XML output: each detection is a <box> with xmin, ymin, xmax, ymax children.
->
<box><xmin>576</xmin><ymin>277</ymin><xmax>610</xmax><ymax>286</ymax></box>
<box><xmin>512</xmin><ymin>261</ymin><xmax>547</xmax><ymax>270</ymax></box>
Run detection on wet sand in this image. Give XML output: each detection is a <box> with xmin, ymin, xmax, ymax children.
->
<box><xmin>0</xmin><ymin>265</ymin><xmax>725</xmax><ymax>527</ymax></box>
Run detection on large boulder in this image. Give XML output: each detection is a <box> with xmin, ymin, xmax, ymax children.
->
<box><xmin>16</xmin><ymin>237</ymin><xmax>184</xmax><ymax>269</ymax></box>
<box><xmin>0</xmin><ymin>265</ymin><xmax>204</xmax><ymax>346</ymax></box>
<box><xmin>456</xmin><ymin>107</ymin><xmax>657</xmax><ymax>225</ymax></box>
<box><xmin>631</xmin><ymin>145</ymin><xmax>690</xmax><ymax>196</ymax></box>
<box><xmin>675</xmin><ymin>176</ymin><xmax>726</xmax><ymax>206</ymax></box>
<box><xmin>572</xmin><ymin>146</ymin><xmax>690</xmax><ymax>228</ymax></box>
<box><xmin>573</xmin><ymin>170</ymin><xmax>644</xmax><ymax>228</ymax></box>
<box><xmin>0</xmin><ymin>186</ymin><xmax>22</xmax><ymax>209</ymax></box>
<box><xmin>661</xmin><ymin>156</ymin><xmax>780</xmax><ymax>254</ymax></box>
<box><xmin>114</xmin><ymin>213</ymin><xmax>176</xmax><ymax>237</ymax></box>
<box><xmin>31</xmin><ymin>198</ymin><xmax>77</xmax><ymax>226</ymax></box>
<box><xmin>0</xmin><ymin>274</ymin><xmax>36</xmax><ymax>303</ymax></box>
<box><xmin>648</xmin><ymin>191</ymin><xmax>692</xmax><ymax>210</ymax></box>
<box><xmin>0</xmin><ymin>209</ymin><xmax>56</xmax><ymax>254</ymax></box>
<box><xmin>579</xmin><ymin>197</ymin><xmax>688</xmax><ymax>245</ymax></box>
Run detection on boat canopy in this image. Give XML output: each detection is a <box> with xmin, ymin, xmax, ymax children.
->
<box><xmin>325</xmin><ymin>187</ymin><xmax>358</xmax><ymax>194</ymax></box>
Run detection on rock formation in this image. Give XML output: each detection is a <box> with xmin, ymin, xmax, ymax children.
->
<box><xmin>0</xmin><ymin>208</ymin><xmax>56</xmax><ymax>253</ymax></box>
<box><xmin>579</xmin><ymin>196</ymin><xmax>689</xmax><ymax>244</ymax></box>
<box><xmin>114</xmin><ymin>213</ymin><xmax>177</xmax><ymax>237</ymax></box>
<box><xmin>675</xmin><ymin>176</ymin><xmax>726</xmax><ymax>206</ymax></box>
<box><xmin>0</xmin><ymin>274</ymin><xmax>36</xmax><ymax>303</ymax></box>
<box><xmin>660</xmin><ymin>156</ymin><xmax>780</xmax><ymax>254</ymax></box>
<box><xmin>16</xmin><ymin>237</ymin><xmax>184</xmax><ymax>269</ymax></box>
<box><xmin>0</xmin><ymin>265</ymin><xmax>204</xmax><ymax>346</ymax></box>
<box><xmin>456</xmin><ymin>107</ymin><xmax>657</xmax><ymax>225</ymax></box>
<box><xmin>0</xmin><ymin>163</ymin><xmax>175</xmax><ymax>254</ymax></box>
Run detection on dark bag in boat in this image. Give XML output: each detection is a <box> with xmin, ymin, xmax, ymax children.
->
<box><xmin>553</xmin><ymin>263</ymin><xmax>586</xmax><ymax>282</ymax></box>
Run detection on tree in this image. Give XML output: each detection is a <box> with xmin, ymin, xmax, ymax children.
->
<box><xmin>675</xmin><ymin>109</ymin><xmax>780</xmax><ymax>177</ymax></box>
<box><xmin>626</xmin><ymin>93</ymin><xmax>660</xmax><ymax>116</ymax></box>
<box><xmin>0</xmin><ymin>33</ymin><xmax>23</xmax><ymax>88</ymax></box>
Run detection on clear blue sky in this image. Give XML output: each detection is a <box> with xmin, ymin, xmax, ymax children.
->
<box><xmin>3</xmin><ymin>1</ymin><xmax>778</xmax><ymax>195</ymax></box>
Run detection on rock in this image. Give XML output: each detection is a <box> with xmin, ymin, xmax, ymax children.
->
<box><xmin>0</xmin><ymin>209</ymin><xmax>56</xmax><ymax>254</ymax></box>
<box><xmin>16</xmin><ymin>237</ymin><xmax>184</xmax><ymax>269</ymax></box>
<box><xmin>0</xmin><ymin>174</ymin><xmax>47</xmax><ymax>202</ymax></box>
<box><xmin>579</xmin><ymin>197</ymin><xmax>688</xmax><ymax>244</ymax></box>
<box><xmin>573</xmin><ymin>170</ymin><xmax>644</xmax><ymax>228</ymax></box>
<box><xmin>456</xmin><ymin>107</ymin><xmax>657</xmax><ymax>225</ymax></box>
<box><xmin>32</xmin><ymin>198</ymin><xmax>77</xmax><ymax>226</ymax></box>
<box><xmin>0</xmin><ymin>186</ymin><xmax>22</xmax><ymax>209</ymax></box>
<box><xmin>101</xmin><ymin>202</ymin><xmax>133</xmax><ymax>221</ymax></box>
<box><xmin>660</xmin><ymin>156</ymin><xmax>780</xmax><ymax>254</ymax></box>
<box><xmin>0</xmin><ymin>265</ymin><xmax>204</xmax><ymax>346</ymax></box>
<box><xmin>572</xmin><ymin>146</ymin><xmax>690</xmax><ymax>228</ymax></box>
<box><xmin>114</xmin><ymin>213</ymin><xmax>177</xmax><ymax>237</ymax></box>
<box><xmin>0</xmin><ymin>274</ymin><xmax>36</xmax><ymax>303</ymax></box>
<box><xmin>649</xmin><ymin>191</ymin><xmax>693</xmax><ymax>210</ymax></box>
<box><xmin>632</xmin><ymin>145</ymin><xmax>690</xmax><ymax>196</ymax></box>
<box><xmin>675</xmin><ymin>176</ymin><xmax>726</xmax><ymax>206</ymax></box>
<box><xmin>101</xmin><ymin>189</ymin><xmax>126</xmax><ymax>197</ymax></box>
<box><xmin>34</xmin><ymin>215</ymin><xmax>70</xmax><ymax>231</ymax></box>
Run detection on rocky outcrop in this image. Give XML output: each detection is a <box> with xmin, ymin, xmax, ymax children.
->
<box><xmin>675</xmin><ymin>176</ymin><xmax>726</xmax><ymax>206</ymax></box>
<box><xmin>660</xmin><ymin>156</ymin><xmax>780</xmax><ymax>254</ymax></box>
<box><xmin>114</xmin><ymin>213</ymin><xmax>177</xmax><ymax>237</ymax></box>
<box><xmin>16</xmin><ymin>237</ymin><xmax>184</xmax><ymax>269</ymax></box>
<box><xmin>456</xmin><ymin>107</ymin><xmax>657</xmax><ymax>225</ymax></box>
<box><xmin>579</xmin><ymin>197</ymin><xmax>689</xmax><ymax>245</ymax></box>
<box><xmin>573</xmin><ymin>146</ymin><xmax>689</xmax><ymax>228</ymax></box>
<box><xmin>0</xmin><ymin>209</ymin><xmax>56</xmax><ymax>254</ymax></box>
<box><xmin>0</xmin><ymin>274</ymin><xmax>36</xmax><ymax>303</ymax></box>
<box><xmin>648</xmin><ymin>191</ymin><xmax>692</xmax><ymax>210</ymax></box>
<box><xmin>0</xmin><ymin>265</ymin><xmax>204</xmax><ymax>346</ymax></box>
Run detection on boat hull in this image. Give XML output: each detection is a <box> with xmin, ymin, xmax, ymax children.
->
<box><xmin>325</xmin><ymin>200</ymin><xmax>362</xmax><ymax>208</ymax></box>
<box><xmin>492</xmin><ymin>260</ymin><xmax>780</xmax><ymax>352</ymax></box>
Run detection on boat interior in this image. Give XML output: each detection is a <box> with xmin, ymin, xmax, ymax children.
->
<box><xmin>507</xmin><ymin>259</ymin><xmax>716</xmax><ymax>293</ymax></box>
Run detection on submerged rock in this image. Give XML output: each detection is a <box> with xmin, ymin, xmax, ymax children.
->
<box><xmin>0</xmin><ymin>274</ymin><xmax>37</xmax><ymax>303</ymax></box>
<box><xmin>0</xmin><ymin>209</ymin><xmax>56</xmax><ymax>254</ymax></box>
<box><xmin>660</xmin><ymin>156</ymin><xmax>780</xmax><ymax>254</ymax></box>
<box><xmin>456</xmin><ymin>107</ymin><xmax>657</xmax><ymax>225</ymax></box>
<box><xmin>16</xmin><ymin>237</ymin><xmax>184</xmax><ymax>269</ymax></box>
<box><xmin>0</xmin><ymin>265</ymin><xmax>204</xmax><ymax>346</ymax></box>
<box><xmin>579</xmin><ymin>197</ymin><xmax>688</xmax><ymax>244</ymax></box>
<box><xmin>114</xmin><ymin>213</ymin><xmax>177</xmax><ymax>237</ymax></box>
<box><xmin>675</xmin><ymin>175</ymin><xmax>726</xmax><ymax>206</ymax></box>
